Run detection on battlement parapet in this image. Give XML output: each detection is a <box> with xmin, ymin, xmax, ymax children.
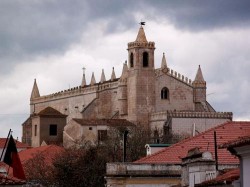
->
<box><xmin>150</xmin><ymin>111</ymin><xmax>233</xmax><ymax>121</ymax></box>
<box><xmin>31</xmin><ymin>79</ymin><xmax>119</xmax><ymax>103</ymax></box>
<box><xmin>128</xmin><ymin>41</ymin><xmax>155</xmax><ymax>49</ymax></box>
<box><xmin>155</xmin><ymin>68</ymin><xmax>192</xmax><ymax>86</ymax></box>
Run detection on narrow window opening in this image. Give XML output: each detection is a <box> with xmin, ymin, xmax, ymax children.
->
<box><xmin>49</xmin><ymin>124</ymin><xmax>57</xmax><ymax>136</ymax></box>
<box><xmin>130</xmin><ymin>53</ymin><xmax>134</xmax><ymax>68</ymax></box>
<box><xmin>143</xmin><ymin>52</ymin><xmax>149</xmax><ymax>67</ymax></box>
<box><xmin>161</xmin><ymin>87</ymin><xmax>169</xmax><ymax>99</ymax></box>
<box><xmin>34</xmin><ymin>125</ymin><xmax>37</xmax><ymax>136</ymax></box>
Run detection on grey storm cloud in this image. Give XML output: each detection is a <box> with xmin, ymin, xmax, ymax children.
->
<box><xmin>144</xmin><ymin>0</ymin><xmax>250</xmax><ymax>30</ymax></box>
<box><xmin>1</xmin><ymin>0</ymin><xmax>250</xmax><ymax>62</ymax></box>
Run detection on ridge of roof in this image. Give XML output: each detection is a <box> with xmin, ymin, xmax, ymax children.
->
<box><xmin>135</xmin><ymin>121</ymin><xmax>250</xmax><ymax>164</ymax></box>
<box><xmin>0</xmin><ymin>138</ymin><xmax>30</xmax><ymax>148</ymax></box>
<box><xmin>37</xmin><ymin>107</ymin><xmax>67</xmax><ymax>117</ymax></box>
<box><xmin>19</xmin><ymin>144</ymin><xmax>64</xmax><ymax>163</ymax></box>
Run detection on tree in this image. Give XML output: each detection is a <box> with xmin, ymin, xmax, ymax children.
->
<box><xmin>53</xmin><ymin>146</ymin><xmax>107</xmax><ymax>187</ymax></box>
<box><xmin>23</xmin><ymin>152</ymin><xmax>55</xmax><ymax>186</ymax></box>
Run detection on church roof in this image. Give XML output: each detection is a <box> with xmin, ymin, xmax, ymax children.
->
<box><xmin>111</xmin><ymin>67</ymin><xmax>116</xmax><ymax>81</ymax></box>
<box><xmin>72</xmin><ymin>118</ymin><xmax>135</xmax><ymax>127</ymax></box>
<box><xmin>30</xmin><ymin>79</ymin><xmax>40</xmax><ymax>100</ymax></box>
<box><xmin>135</xmin><ymin>26</ymin><xmax>148</xmax><ymax>42</ymax></box>
<box><xmin>90</xmin><ymin>72</ymin><xmax>96</xmax><ymax>85</ymax></box>
<box><xmin>100</xmin><ymin>69</ymin><xmax>106</xmax><ymax>83</ymax></box>
<box><xmin>81</xmin><ymin>67</ymin><xmax>86</xmax><ymax>87</ymax></box>
<box><xmin>135</xmin><ymin>121</ymin><xmax>250</xmax><ymax>165</ymax></box>
<box><xmin>194</xmin><ymin>65</ymin><xmax>205</xmax><ymax>82</ymax></box>
<box><xmin>161</xmin><ymin>53</ymin><xmax>167</xmax><ymax>68</ymax></box>
<box><xmin>37</xmin><ymin>107</ymin><xmax>67</xmax><ymax>117</ymax></box>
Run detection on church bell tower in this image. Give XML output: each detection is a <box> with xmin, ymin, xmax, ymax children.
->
<box><xmin>127</xmin><ymin>25</ymin><xmax>156</xmax><ymax>127</ymax></box>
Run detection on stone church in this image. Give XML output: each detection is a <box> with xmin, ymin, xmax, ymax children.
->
<box><xmin>22</xmin><ymin>26</ymin><xmax>232</xmax><ymax>147</ymax></box>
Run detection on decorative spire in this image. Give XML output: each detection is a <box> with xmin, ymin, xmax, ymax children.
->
<box><xmin>161</xmin><ymin>52</ymin><xmax>167</xmax><ymax>68</ymax></box>
<box><xmin>90</xmin><ymin>72</ymin><xmax>96</xmax><ymax>85</ymax></box>
<box><xmin>81</xmin><ymin>67</ymin><xmax>86</xmax><ymax>87</ymax></box>
<box><xmin>135</xmin><ymin>26</ymin><xmax>148</xmax><ymax>42</ymax></box>
<box><xmin>193</xmin><ymin>65</ymin><xmax>206</xmax><ymax>87</ymax></box>
<box><xmin>30</xmin><ymin>79</ymin><xmax>40</xmax><ymax>100</ymax></box>
<box><xmin>100</xmin><ymin>69</ymin><xmax>106</xmax><ymax>83</ymax></box>
<box><xmin>194</xmin><ymin>65</ymin><xmax>205</xmax><ymax>82</ymax></box>
<box><xmin>111</xmin><ymin>67</ymin><xmax>116</xmax><ymax>81</ymax></box>
<box><xmin>120</xmin><ymin>61</ymin><xmax>128</xmax><ymax>80</ymax></box>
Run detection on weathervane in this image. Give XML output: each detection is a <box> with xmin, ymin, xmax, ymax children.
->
<box><xmin>140</xmin><ymin>21</ymin><xmax>145</xmax><ymax>26</ymax></box>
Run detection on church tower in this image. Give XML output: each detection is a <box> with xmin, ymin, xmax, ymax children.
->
<box><xmin>127</xmin><ymin>26</ymin><xmax>156</xmax><ymax>126</ymax></box>
<box><xmin>193</xmin><ymin>65</ymin><xmax>207</xmax><ymax>103</ymax></box>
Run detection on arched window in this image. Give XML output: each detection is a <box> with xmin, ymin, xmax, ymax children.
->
<box><xmin>143</xmin><ymin>52</ymin><xmax>149</xmax><ymax>67</ymax></box>
<box><xmin>161</xmin><ymin>87</ymin><xmax>169</xmax><ymax>99</ymax></box>
<box><xmin>130</xmin><ymin>53</ymin><xmax>134</xmax><ymax>68</ymax></box>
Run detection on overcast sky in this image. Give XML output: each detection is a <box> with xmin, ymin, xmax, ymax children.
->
<box><xmin>0</xmin><ymin>0</ymin><xmax>250</xmax><ymax>139</ymax></box>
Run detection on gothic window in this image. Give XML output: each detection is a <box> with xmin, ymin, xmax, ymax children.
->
<box><xmin>130</xmin><ymin>53</ymin><xmax>134</xmax><ymax>68</ymax></box>
<box><xmin>143</xmin><ymin>52</ymin><xmax>149</xmax><ymax>67</ymax></box>
<box><xmin>161</xmin><ymin>87</ymin><xmax>169</xmax><ymax>99</ymax></box>
<box><xmin>49</xmin><ymin>124</ymin><xmax>57</xmax><ymax>136</ymax></box>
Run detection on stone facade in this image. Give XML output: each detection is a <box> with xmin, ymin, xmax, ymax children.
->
<box><xmin>22</xmin><ymin>26</ymin><xmax>232</xmax><ymax>146</ymax></box>
<box><xmin>106</xmin><ymin>163</ymin><xmax>181</xmax><ymax>187</ymax></box>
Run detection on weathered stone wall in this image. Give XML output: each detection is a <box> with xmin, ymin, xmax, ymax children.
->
<box><xmin>127</xmin><ymin>54</ymin><xmax>156</xmax><ymax>125</ymax></box>
<box><xmin>31</xmin><ymin>87</ymin><xmax>98</xmax><ymax>122</ymax></box>
<box><xmin>149</xmin><ymin>111</ymin><xmax>232</xmax><ymax>137</ymax></box>
<box><xmin>40</xmin><ymin>117</ymin><xmax>66</xmax><ymax>146</ymax></box>
<box><xmin>31</xmin><ymin>116</ymin><xmax>66</xmax><ymax>147</ymax></box>
<box><xmin>22</xmin><ymin>117</ymin><xmax>32</xmax><ymax>146</ymax></box>
<box><xmin>155</xmin><ymin>71</ymin><xmax>194</xmax><ymax>112</ymax></box>
<box><xmin>117</xmin><ymin>83</ymin><xmax>128</xmax><ymax>115</ymax></box>
<box><xmin>171</xmin><ymin>118</ymin><xmax>230</xmax><ymax>136</ymax></box>
<box><xmin>96</xmin><ymin>87</ymin><xmax>119</xmax><ymax>119</ymax></box>
<box><xmin>31</xmin><ymin>117</ymin><xmax>40</xmax><ymax>147</ymax></box>
<box><xmin>106</xmin><ymin>162</ymin><xmax>181</xmax><ymax>187</ymax></box>
<box><xmin>63</xmin><ymin>120</ymin><xmax>81</xmax><ymax>148</ymax></box>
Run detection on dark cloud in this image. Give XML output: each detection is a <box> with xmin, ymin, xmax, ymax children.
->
<box><xmin>144</xmin><ymin>0</ymin><xmax>250</xmax><ymax>31</ymax></box>
<box><xmin>1</xmin><ymin>0</ymin><xmax>250</xmax><ymax>73</ymax></box>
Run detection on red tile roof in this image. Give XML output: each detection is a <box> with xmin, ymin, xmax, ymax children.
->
<box><xmin>18</xmin><ymin>144</ymin><xmax>64</xmax><ymax>165</ymax></box>
<box><xmin>0</xmin><ymin>138</ymin><xmax>30</xmax><ymax>149</ymax></box>
<box><xmin>136</xmin><ymin>121</ymin><xmax>250</xmax><ymax>165</ymax></box>
<box><xmin>196</xmin><ymin>168</ymin><xmax>239</xmax><ymax>186</ymax></box>
<box><xmin>5</xmin><ymin>145</ymin><xmax>64</xmax><ymax>180</ymax></box>
<box><xmin>220</xmin><ymin>135</ymin><xmax>250</xmax><ymax>149</ymax></box>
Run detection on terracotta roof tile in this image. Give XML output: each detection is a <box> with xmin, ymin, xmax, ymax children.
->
<box><xmin>0</xmin><ymin>138</ymin><xmax>30</xmax><ymax>149</ymax></box>
<box><xmin>220</xmin><ymin>135</ymin><xmax>250</xmax><ymax>149</ymax></box>
<box><xmin>135</xmin><ymin>121</ymin><xmax>250</xmax><ymax>165</ymax></box>
<box><xmin>19</xmin><ymin>144</ymin><xmax>64</xmax><ymax>165</ymax></box>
